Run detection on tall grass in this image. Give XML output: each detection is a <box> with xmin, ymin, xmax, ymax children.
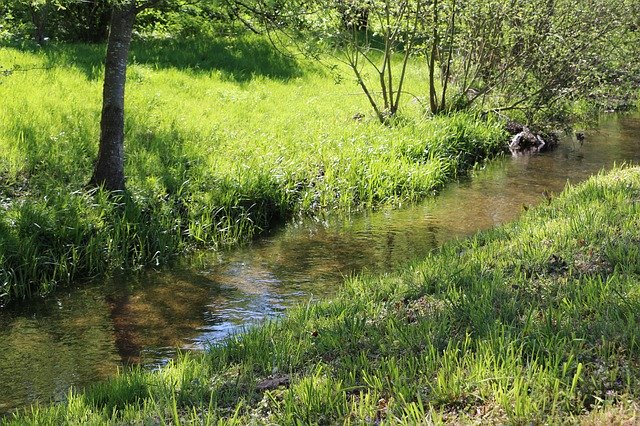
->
<box><xmin>7</xmin><ymin>166</ymin><xmax>640</xmax><ymax>424</ymax></box>
<box><xmin>0</xmin><ymin>35</ymin><xmax>506</xmax><ymax>304</ymax></box>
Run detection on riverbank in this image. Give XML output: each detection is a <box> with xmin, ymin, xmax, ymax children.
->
<box><xmin>0</xmin><ymin>36</ymin><xmax>507</xmax><ymax>304</ymax></box>
<box><xmin>6</xmin><ymin>165</ymin><xmax>640</xmax><ymax>424</ymax></box>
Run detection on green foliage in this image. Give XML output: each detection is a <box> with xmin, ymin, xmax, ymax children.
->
<box><xmin>250</xmin><ymin>0</ymin><xmax>640</xmax><ymax>122</ymax></box>
<box><xmin>7</xmin><ymin>166</ymin><xmax>640</xmax><ymax>424</ymax></box>
<box><xmin>0</xmin><ymin>37</ymin><xmax>505</xmax><ymax>304</ymax></box>
<box><xmin>0</xmin><ymin>0</ymin><xmax>243</xmax><ymax>44</ymax></box>
<box><xmin>0</xmin><ymin>0</ymin><xmax>111</xmax><ymax>43</ymax></box>
<box><xmin>2</xmin><ymin>0</ymin><xmax>637</xmax><ymax>122</ymax></box>
<box><xmin>136</xmin><ymin>1</ymin><xmax>240</xmax><ymax>39</ymax></box>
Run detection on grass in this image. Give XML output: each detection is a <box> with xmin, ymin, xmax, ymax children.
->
<box><xmin>0</xmin><ymin>34</ymin><xmax>506</xmax><ymax>304</ymax></box>
<box><xmin>6</xmin><ymin>165</ymin><xmax>640</xmax><ymax>424</ymax></box>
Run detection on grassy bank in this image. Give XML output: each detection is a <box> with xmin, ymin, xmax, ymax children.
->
<box><xmin>0</xmin><ymin>35</ymin><xmax>506</xmax><ymax>304</ymax></box>
<box><xmin>7</xmin><ymin>166</ymin><xmax>640</xmax><ymax>424</ymax></box>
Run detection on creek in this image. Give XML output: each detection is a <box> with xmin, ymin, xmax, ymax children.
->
<box><xmin>0</xmin><ymin>113</ymin><xmax>638</xmax><ymax>414</ymax></box>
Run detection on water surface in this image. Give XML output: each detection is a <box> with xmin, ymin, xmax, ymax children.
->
<box><xmin>1</xmin><ymin>113</ymin><xmax>638</xmax><ymax>413</ymax></box>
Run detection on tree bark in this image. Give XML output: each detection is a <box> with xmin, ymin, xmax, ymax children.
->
<box><xmin>428</xmin><ymin>0</ymin><xmax>440</xmax><ymax>115</ymax></box>
<box><xmin>29</xmin><ymin>2</ymin><xmax>50</xmax><ymax>45</ymax></box>
<box><xmin>90</xmin><ymin>1</ymin><xmax>136</xmax><ymax>191</ymax></box>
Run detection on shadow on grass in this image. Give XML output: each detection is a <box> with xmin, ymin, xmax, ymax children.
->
<box><xmin>34</xmin><ymin>35</ymin><xmax>303</xmax><ymax>82</ymax></box>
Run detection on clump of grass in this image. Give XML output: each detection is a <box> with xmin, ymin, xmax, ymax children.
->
<box><xmin>0</xmin><ymin>35</ymin><xmax>506</xmax><ymax>304</ymax></box>
<box><xmin>7</xmin><ymin>166</ymin><xmax>640</xmax><ymax>424</ymax></box>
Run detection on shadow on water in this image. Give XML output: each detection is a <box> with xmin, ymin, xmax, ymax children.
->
<box><xmin>34</xmin><ymin>35</ymin><xmax>303</xmax><ymax>82</ymax></box>
<box><xmin>103</xmin><ymin>269</ymin><xmax>219</xmax><ymax>365</ymax></box>
<box><xmin>0</xmin><ymin>113</ymin><xmax>639</xmax><ymax>414</ymax></box>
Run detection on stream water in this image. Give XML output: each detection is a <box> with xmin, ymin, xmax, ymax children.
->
<box><xmin>0</xmin><ymin>113</ymin><xmax>638</xmax><ymax>414</ymax></box>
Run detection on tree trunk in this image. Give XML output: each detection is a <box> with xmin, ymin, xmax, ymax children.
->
<box><xmin>29</xmin><ymin>3</ymin><xmax>49</xmax><ymax>45</ymax></box>
<box><xmin>90</xmin><ymin>1</ymin><xmax>136</xmax><ymax>191</ymax></box>
<box><xmin>428</xmin><ymin>0</ymin><xmax>440</xmax><ymax>115</ymax></box>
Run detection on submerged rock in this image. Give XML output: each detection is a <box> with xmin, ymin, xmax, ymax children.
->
<box><xmin>506</xmin><ymin>122</ymin><xmax>558</xmax><ymax>156</ymax></box>
<box><xmin>509</xmin><ymin>127</ymin><xmax>545</xmax><ymax>155</ymax></box>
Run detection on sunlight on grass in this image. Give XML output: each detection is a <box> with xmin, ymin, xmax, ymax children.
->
<box><xmin>0</xmin><ymin>36</ymin><xmax>506</xmax><ymax>303</ymax></box>
<box><xmin>7</xmin><ymin>166</ymin><xmax>640</xmax><ymax>424</ymax></box>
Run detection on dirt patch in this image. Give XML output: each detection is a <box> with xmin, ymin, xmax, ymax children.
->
<box><xmin>256</xmin><ymin>374</ymin><xmax>290</xmax><ymax>391</ymax></box>
<box><xmin>573</xmin><ymin>251</ymin><xmax>612</xmax><ymax>276</ymax></box>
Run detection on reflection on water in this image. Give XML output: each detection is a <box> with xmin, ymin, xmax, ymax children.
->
<box><xmin>0</xmin><ymin>289</ymin><xmax>121</xmax><ymax>413</ymax></box>
<box><xmin>0</xmin><ymin>114</ymin><xmax>639</xmax><ymax>413</ymax></box>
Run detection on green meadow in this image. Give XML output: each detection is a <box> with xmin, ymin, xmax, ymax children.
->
<box><xmin>0</xmin><ymin>35</ymin><xmax>506</xmax><ymax>304</ymax></box>
<box><xmin>7</xmin><ymin>165</ymin><xmax>640</xmax><ymax>424</ymax></box>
